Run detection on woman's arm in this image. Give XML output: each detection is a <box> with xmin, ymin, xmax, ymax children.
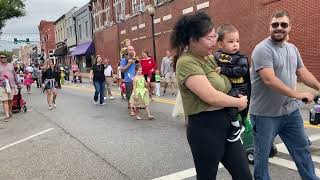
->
<box><xmin>89</xmin><ymin>69</ymin><xmax>93</xmax><ymax>81</ymax></box>
<box><xmin>185</xmin><ymin>75</ymin><xmax>247</xmax><ymax>111</ymax></box>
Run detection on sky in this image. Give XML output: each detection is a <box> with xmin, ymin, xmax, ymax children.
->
<box><xmin>0</xmin><ymin>0</ymin><xmax>89</xmax><ymax>51</ymax></box>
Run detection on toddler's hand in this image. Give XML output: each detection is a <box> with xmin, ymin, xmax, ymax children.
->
<box><xmin>215</xmin><ymin>67</ymin><xmax>221</xmax><ymax>74</ymax></box>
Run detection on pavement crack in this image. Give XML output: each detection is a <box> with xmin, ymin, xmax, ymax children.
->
<box><xmin>33</xmin><ymin>108</ymin><xmax>132</xmax><ymax>180</ymax></box>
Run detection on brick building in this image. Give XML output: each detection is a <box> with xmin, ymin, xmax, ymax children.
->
<box><xmin>38</xmin><ymin>20</ymin><xmax>56</xmax><ymax>63</ymax></box>
<box><xmin>19</xmin><ymin>45</ymin><xmax>34</xmax><ymax>65</ymax></box>
<box><xmin>92</xmin><ymin>0</ymin><xmax>320</xmax><ymax>79</ymax></box>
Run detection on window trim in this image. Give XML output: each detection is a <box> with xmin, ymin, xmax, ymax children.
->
<box><xmin>114</xmin><ymin>0</ymin><xmax>126</xmax><ymax>22</ymax></box>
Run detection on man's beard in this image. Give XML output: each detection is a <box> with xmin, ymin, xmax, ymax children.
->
<box><xmin>271</xmin><ymin>29</ymin><xmax>288</xmax><ymax>42</ymax></box>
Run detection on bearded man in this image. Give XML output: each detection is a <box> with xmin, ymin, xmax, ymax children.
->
<box><xmin>250</xmin><ymin>10</ymin><xmax>320</xmax><ymax>180</ymax></box>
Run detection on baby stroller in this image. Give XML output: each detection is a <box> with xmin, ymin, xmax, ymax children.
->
<box><xmin>239</xmin><ymin>114</ymin><xmax>277</xmax><ymax>165</ymax></box>
<box><xmin>12</xmin><ymin>86</ymin><xmax>27</xmax><ymax>113</ymax></box>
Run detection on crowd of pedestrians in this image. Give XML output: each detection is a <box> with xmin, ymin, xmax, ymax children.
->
<box><xmin>2</xmin><ymin>9</ymin><xmax>320</xmax><ymax>180</ymax></box>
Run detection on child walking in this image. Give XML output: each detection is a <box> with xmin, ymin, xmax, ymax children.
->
<box><xmin>23</xmin><ymin>71</ymin><xmax>33</xmax><ymax>93</ymax></box>
<box><xmin>154</xmin><ymin>70</ymin><xmax>161</xmax><ymax>97</ymax></box>
<box><xmin>60</xmin><ymin>67</ymin><xmax>65</xmax><ymax>85</ymax></box>
<box><xmin>129</xmin><ymin>66</ymin><xmax>154</xmax><ymax>120</ymax></box>
<box><xmin>214</xmin><ymin>24</ymin><xmax>250</xmax><ymax>142</ymax></box>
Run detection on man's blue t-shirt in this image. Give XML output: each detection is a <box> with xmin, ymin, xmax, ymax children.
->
<box><xmin>120</xmin><ymin>58</ymin><xmax>136</xmax><ymax>83</ymax></box>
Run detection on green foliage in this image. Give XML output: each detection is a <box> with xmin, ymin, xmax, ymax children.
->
<box><xmin>0</xmin><ymin>0</ymin><xmax>26</xmax><ymax>31</ymax></box>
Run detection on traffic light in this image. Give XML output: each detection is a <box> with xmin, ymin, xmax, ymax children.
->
<box><xmin>14</xmin><ymin>38</ymin><xmax>18</xmax><ymax>44</ymax></box>
<box><xmin>26</xmin><ymin>38</ymin><xmax>30</xmax><ymax>44</ymax></box>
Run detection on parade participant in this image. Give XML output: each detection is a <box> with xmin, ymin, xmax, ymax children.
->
<box><xmin>154</xmin><ymin>69</ymin><xmax>161</xmax><ymax>97</ymax></box>
<box><xmin>71</xmin><ymin>61</ymin><xmax>79</xmax><ymax>75</ymax></box>
<box><xmin>250</xmin><ymin>10</ymin><xmax>320</xmax><ymax>180</ymax></box>
<box><xmin>172</xmin><ymin>12</ymin><xmax>251</xmax><ymax>179</ymax></box>
<box><xmin>213</xmin><ymin>24</ymin><xmax>250</xmax><ymax>142</ymax></box>
<box><xmin>42</xmin><ymin>60</ymin><xmax>59</xmax><ymax>110</ymax></box>
<box><xmin>60</xmin><ymin>67</ymin><xmax>65</xmax><ymax>85</ymax></box>
<box><xmin>104</xmin><ymin>58</ymin><xmax>115</xmax><ymax>100</ymax></box>
<box><xmin>120</xmin><ymin>39</ymin><xmax>131</xmax><ymax>59</ymax></box>
<box><xmin>52</xmin><ymin>64</ymin><xmax>61</xmax><ymax>107</ymax></box>
<box><xmin>33</xmin><ymin>64</ymin><xmax>42</xmax><ymax>88</ymax></box>
<box><xmin>90</xmin><ymin>55</ymin><xmax>106</xmax><ymax>106</ymax></box>
<box><xmin>129</xmin><ymin>66</ymin><xmax>154</xmax><ymax>120</ymax></box>
<box><xmin>140</xmin><ymin>50</ymin><xmax>156</xmax><ymax>99</ymax></box>
<box><xmin>161</xmin><ymin>50</ymin><xmax>176</xmax><ymax>96</ymax></box>
<box><xmin>23</xmin><ymin>71</ymin><xmax>33</xmax><ymax>93</ymax></box>
<box><xmin>0</xmin><ymin>53</ymin><xmax>18</xmax><ymax>121</ymax></box>
<box><xmin>120</xmin><ymin>46</ymin><xmax>137</xmax><ymax>116</ymax></box>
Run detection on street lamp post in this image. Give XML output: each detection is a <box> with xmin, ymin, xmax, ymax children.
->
<box><xmin>147</xmin><ymin>6</ymin><xmax>157</xmax><ymax>63</ymax></box>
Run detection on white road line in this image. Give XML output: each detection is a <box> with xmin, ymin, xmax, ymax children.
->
<box><xmin>0</xmin><ymin>109</ymin><xmax>33</xmax><ymax>120</ymax></box>
<box><xmin>276</xmin><ymin>133</ymin><xmax>320</xmax><ymax>163</ymax></box>
<box><xmin>0</xmin><ymin>128</ymin><xmax>54</xmax><ymax>151</ymax></box>
<box><xmin>269</xmin><ymin>157</ymin><xmax>320</xmax><ymax>176</ymax></box>
<box><xmin>152</xmin><ymin>134</ymin><xmax>320</xmax><ymax>180</ymax></box>
<box><xmin>152</xmin><ymin>164</ymin><xmax>223</xmax><ymax>180</ymax></box>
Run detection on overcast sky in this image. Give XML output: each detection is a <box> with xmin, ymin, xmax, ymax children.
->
<box><xmin>0</xmin><ymin>0</ymin><xmax>89</xmax><ymax>51</ymax></box>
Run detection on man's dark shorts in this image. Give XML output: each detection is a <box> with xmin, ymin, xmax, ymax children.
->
<box><xmin>125</xmin><ymin>82</ymin><xmax>133</xmax><ymax>101</ymax></box>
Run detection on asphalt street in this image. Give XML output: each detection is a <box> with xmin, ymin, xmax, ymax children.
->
<box><xmin>0</xmin><ymin>81</ymin><xmax>320</xmax><ymax>180</ymax></box>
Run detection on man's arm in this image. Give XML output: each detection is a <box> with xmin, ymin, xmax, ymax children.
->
<box><xmin>259</xmin><ymin>68</ymin><xmax>313</xmax><ymax>101</ymax></box>
<box><xmin>297</xmin><ymin>67</ymin><xmax>320</xmax><ymax>91</ymax></box>
<box><xmin>120</xmin><ymin>59</ymin><xmax>132</xmax><ymax>72</ymax></box>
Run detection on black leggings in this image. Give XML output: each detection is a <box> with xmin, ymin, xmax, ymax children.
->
<box><xmin>187</xmin><ymin>109</ymin><xmax>252</xmax><ymax>180</ymax></box>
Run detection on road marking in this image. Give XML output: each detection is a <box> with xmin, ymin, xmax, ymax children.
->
<box><xmin>0</xmin><ymin>109</ymin><xmax>33</xmax><ymax>120</ymax></box>
<box><xmin>152</xmin><ymin>164</ymin><xmax>223</xmax><ymax>180</ymax></box>
<box><xmin>304</xmin><ymin>122</ymin><xmax>320</xmax><ymax>129</ymax></box>
<box><xmin>269</xmin><ymin>157</ymin><xmax>320</xmax><ymax>176</ymax></box>
<box><xmin>0</xmin><ymin>128</ymin><xmax>54</xmax><ymax>151</ymax></box>
<box><xmin>276</xmin><ymin>133</ymin><xmax>320</xmax><ymax>164</ymax></box>
<box><xmin>152</xmin><ymin>135</ymin><xmax>320</xmax><ymax>180</ymax></box>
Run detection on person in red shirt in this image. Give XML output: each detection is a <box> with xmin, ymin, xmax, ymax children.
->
<box><xmin>140</xmin><ymin>50</ymin><xmax>157</xmax><ymax>99</ymax></box>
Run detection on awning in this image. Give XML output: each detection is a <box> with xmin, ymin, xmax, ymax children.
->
<box><xmin>53</xmin><ymin>46</ymin><xmax>68</xmax><ymax>56</ymax></box>
<box><xmin>71</xmin><ymin>41</ymin><xmax>95</xmax><ymax>56</ymax></box>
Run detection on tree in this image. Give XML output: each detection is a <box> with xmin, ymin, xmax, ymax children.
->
<box><xmin>0</xmin><ymin>0</ymin><xmax>26</xmax><ymax>32</ymax></box>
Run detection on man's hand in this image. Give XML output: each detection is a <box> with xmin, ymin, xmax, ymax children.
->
<box><xmin>295</xmin><ymin>91</ymin><xmax>314</xmax><ymax>104</ymax></box>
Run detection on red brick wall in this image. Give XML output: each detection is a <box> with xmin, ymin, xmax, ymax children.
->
<box><xmin>94</xmin><ymin>0</ymin><xmax>320</xmax><ymax>79</ymax></box>
<box><xmin>94</xmin><ymin>25</ymin><xmax>120</xmax><ymax>69</ymax></box>
<box><xmin>38</xmin><ymin>21</ymin><xmax>56</xmax><ymax>59</ymax></box>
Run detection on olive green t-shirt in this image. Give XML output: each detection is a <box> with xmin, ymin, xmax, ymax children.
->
<box><xmin>176</xmin><ymin>52</ymin><xmax>231</xmax><ymax>115</ymax></box>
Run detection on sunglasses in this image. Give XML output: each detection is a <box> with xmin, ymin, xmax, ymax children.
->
<box><xmin>271</xmin><ymin>22</ymin><xmax>289</xmax><ymax>29</ymax></box>
<box><xmin>0</xmin><ymin>56</ymin><xmax>7</xmax><ymax>59</ymax></box>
